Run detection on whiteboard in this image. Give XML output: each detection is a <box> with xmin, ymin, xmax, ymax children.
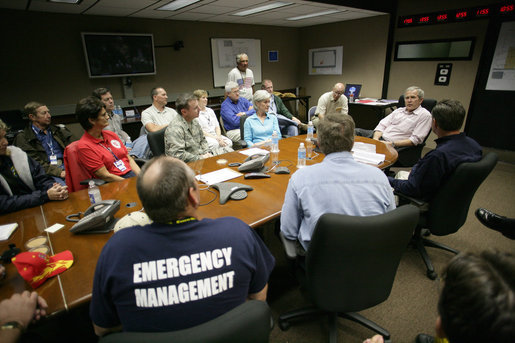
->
<box><xmin>210</xmin><ymin>38</ymin><xmax>262</xmax><ymax>88</ymax></box>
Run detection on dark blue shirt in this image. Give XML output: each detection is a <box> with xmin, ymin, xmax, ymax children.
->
<box><xmin>389</xmin><ymin>133</ymin><xmax>482</xmax><ymax>201</ymax></box>
<box><xmin>32</xmin><ymin>124</ymin><xmax>64</xmax><ymax>161</ymax></box>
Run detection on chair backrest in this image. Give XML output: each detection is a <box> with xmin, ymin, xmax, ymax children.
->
<box><xmin>398</xmin><ymin>95</ymin><xmax>437</xmax><ymax>113</ymax></box>
<box><xmin>64</xmin><ymin>140</ymin><xmax>94</xmax><ymax>192</ymax></box>
<box><xmin>425</xmin><ymin>152</ymin><xmax>498</xmax><ymax>235</ymax></box>
<box><xmin>239</xmin><ymin>114</ymin><xmax>248</xmax><ymax>141</ymax></box>
<box><xmin>218</xmin><ymin>115</ymin><xmax>227</xmax><ymax>135</ymax></box>
<box><xmin>308</xmin><ymin>106</ymin><xmax>317</xmax><ymax>122</ymax></box>
<box><xmin>306</xmin><ymin>205</ymin><xmax>419</xmax><ymax>313</ymax></box>
<box><xmin>99</xmin><ymin>300</ymin><xmax>271</xmax><ymax>343</ymax></box>
<box><xmin>147</xmin><ymin>127</ymin><xmax>167</xmax><ymax>157</ymax></box>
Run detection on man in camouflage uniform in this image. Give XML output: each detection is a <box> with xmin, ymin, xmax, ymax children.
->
<box><xmin>164</xmin><ymin>94</ymin><xmax>232</xmax><ymax>162</ymax></box>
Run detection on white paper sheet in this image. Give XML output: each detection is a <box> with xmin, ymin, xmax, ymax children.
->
<box><xmin>196</xmin><ymin>168</ymin><xmax>243</xmax><ymax>186</ymax></box>
<box><xmin>0</xmin><ymin>223</ymin><xmax>18</xmax><ymax>240</ymax></box>
<box><xmin>239</xmin><ymin>148</ymin><xmax>269</xmax><ymax>157</ymax></box>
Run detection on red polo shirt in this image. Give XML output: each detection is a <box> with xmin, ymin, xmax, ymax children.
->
<box><xmin>77</xmin><ymin>130</ymin><xmax>132</xmax><ymax>177</ymax></box>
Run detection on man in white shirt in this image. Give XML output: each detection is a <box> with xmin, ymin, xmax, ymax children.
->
<box><xmin>141</xmin><ymin>87</ymin><xmax>178</xmax><ymax>133</ymax></box>
<box><xmin>313</xmin><ymin>83</ymin><xmax>349</xmax><ymax>128</ymax></box>
<box><xmin>227</xmin><ymin>53</ymin><xmax>254</xmax><ymax>101</ymax></box>
<box><xmin>355</xmin><ymin>86</ymin><xmax>432</xmax><ymax>149</ymax></box>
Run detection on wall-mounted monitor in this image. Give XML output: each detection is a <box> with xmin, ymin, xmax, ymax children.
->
<box><xmin>81</xmin><ymin>32</ymin><xmax>156</xmax><ymax>78</ymax></box>
<box><xmin>394</xmin><ymin>38</ymin><xmax>475</xmax><ymax>61</ymax></box>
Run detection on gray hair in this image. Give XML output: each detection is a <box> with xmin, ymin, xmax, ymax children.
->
<box><xmin>225</xmin><ymin>81</ymin><xmax>239</xmax><ymax>93</ymax></box>
<box><xmin>252</xmin><ymin>90</ymin><xmax>270</xmax><ymax>107</ymax></box>
<box><xmin>405</xmin><ymin>86</ymin><xmax>424</xmax><ymax>99</ymax></box>
<box><xmin>318</xmin><ymin>113</ymin><xmax>355</xmax><ymax>155</ymax></box>
<box><xmin>236</xmin><ymin>53</ymin><xmax>248</xmax><ymax>63</ymax></box>
<box><xmin>137</xmin><ymin>156</ymin><xmax>196</xmax><ymax>223</ymax></box>
<box><xmin>175</xmin><ymin>93</ymin><xmax>197</xmax><ymax>116</ymax></box>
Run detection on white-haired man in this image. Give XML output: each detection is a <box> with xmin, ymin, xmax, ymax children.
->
<box><xmin>227</xmin><ymin>53</ymin><xmax>254</xmax><ymax>101</ymax></box>
<box><xmin>220</xmin><ymin>81</ymin><xmax>256</xmax><ymax>143</ymax></box>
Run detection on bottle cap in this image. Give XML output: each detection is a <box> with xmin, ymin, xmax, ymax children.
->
<box><xmin>308</xmin><ymin>121</ymin><xmax>312</xmax><ymax>125</ymax></box>
<box><xmin>300</xmin><ymin>143</ymin><xmax>304</xmax><ymax>147</ymax></box>
<box><xmin>89</xmin><ymin>180</ymin><xmax>95</xmax><ymax>186</ymax></box>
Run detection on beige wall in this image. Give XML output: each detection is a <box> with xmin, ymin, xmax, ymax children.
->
<box><xmin>0</xmin><ymin>9</ymin><xmax>299</xmax><ymax>113</ymax></box>
<box><xmin>389</xmin><ymin>0</ymin><xmax>493</xmax><ymax>148</ymax></box>
<box><xmin>298</xmin><ymin>15</ymin><xmax>390</xmax><ymax>102</ymax></box>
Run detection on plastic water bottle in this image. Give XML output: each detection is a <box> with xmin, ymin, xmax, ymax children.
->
<box><xmin>125</xmin><ymin>136</ymin><xmax>133</xmax><ymax>149</ymax></box>
<box><xmin>305</xmin><ymin>137</ymin><xmax>313</xmax><ymax>160</ymax></box>
<box><xmin>307</xmin><ymin>121</ymin><xmax>314</xmax><ymax>139</ymax></box>
<box><xmin>115</xmin><ymin>105</ymin><xmax>123</xmax><ymax>116</ymax></box>
<box><xmin>297</xmin><ymin>143</ymin><xmax>306</xmax><ymax>168</ymax></box>
<box><xmin>349</xmin><ymin>93</ymin><xmax>354</xmax><ymax>103</ymax></box>
<box><xmin>88</xmin><ymin>180</ymin><xmax>102</xmax><ymax>205</ymax></box>
<box><xmin>271</xmin><ymin>130</ymin><xmax>279</xmax><ymax>152</ymax></box>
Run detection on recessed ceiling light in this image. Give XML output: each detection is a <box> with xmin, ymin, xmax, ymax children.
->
<box><xmin>157</xmin><ymin>0</ymin><xmax>201</xmax><ymax>12</ymax></box>
<box><xmin>287</xmin><ymin>9</ymin><xmax>342</xmax><ymax>21</ymax></box>
<box><xmin>232</xmin><ymin>2</ymin><xmax>292</xmax><ymax>16</ymax></box>
<box><xmin>47</xmin><ymin>0</ymin><xmax>82</xmax><ymax>3</ymax></box>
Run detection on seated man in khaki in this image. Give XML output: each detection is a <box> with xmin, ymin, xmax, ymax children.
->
<box><xmin>355</xmin><ymin>86</ymin><xmax>431</xmax><ymax>150</ymax></box>
<box><xmin>312</xmin><ymin>82</ymin><xmax>349</xmax><ymax>128</ymax></box>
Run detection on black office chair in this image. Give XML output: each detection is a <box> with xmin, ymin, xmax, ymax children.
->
<box><xmin>147</xmin><ymin>127</ymin><xmax>167</xmax><ymax>157</ymax></box>
<box><xmin>99</xmin><ymin>300</ymin><xmax>272</xmax><ymax>343</ymax></box>
<box><xmin>397</xmin><ymin>152</ymin><xmax>498</xmax><ymax>279</ymax></box>
<box><xmin>393</xmin><ymin>96</ymin><xmax>438</xmax><ymax>167</ymax></box>
<box><xmin>278</xmin><ymin>205</ymin><xmax>419</xmax><ymax>343</ymax></box>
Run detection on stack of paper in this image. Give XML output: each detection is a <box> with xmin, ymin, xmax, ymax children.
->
<box><xmin>352</xmin><ymin>150</ymin><xmax>385</xmax><ymax>165</ymax></box>
<box><xmin>0</xmin><ymin>223</ymin><xmax>18</xmax><ymax>240</ymax></box>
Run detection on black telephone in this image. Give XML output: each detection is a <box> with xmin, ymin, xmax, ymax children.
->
<box><xmin>238</xmin><ymin>153</ymin><xmax>270</xmax><ymax>172</ymax></box>
<box><xmin>69</xmin><ymin>200</ymin><xmax>120</xmax><ymax>234</ymax></box>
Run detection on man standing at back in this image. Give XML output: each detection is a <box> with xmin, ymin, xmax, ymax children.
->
<box><xmin>141</xmin><ymin>87</ymin><xmax>178</xmax><ymax>133</ymax></box>
<box><xmin>389</xmin><ymin>99</ymin><xmax>482</xmax><ymax>201</ymax></box>
<box><xmin>313</xmin><ymin>83</ymin><xmax>349</xmax><ymax>129</ymax></box>
<box><xmin>227</xmin><ymin>53</ymin><xmax>254</xmax><ymax>101</ymax></box>
<box><xmin>14</xmin><ymin>102</ymin><xmax>77</xmax><ymax>185</ymax></box>
<box><xmin>90</xmin><ymin>156</ymin><xmax>274</xmax><ymax>336</ymax></box>
<box><xmin>281</xmin><ymin>114</ymin><xmax>395</xmax><ymax>252</ymax></box>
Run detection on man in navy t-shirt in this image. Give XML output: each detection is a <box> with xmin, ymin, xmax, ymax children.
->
<box><xmin>90</xmin><ymin>156</ymin><xmax>275</xmax><ymax>336</ymax></box>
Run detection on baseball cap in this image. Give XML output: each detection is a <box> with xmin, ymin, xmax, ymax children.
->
<box><xmin>12</xmin><ymin>250</ymin><xmax>74</xmax><ymax>288</ymax></box>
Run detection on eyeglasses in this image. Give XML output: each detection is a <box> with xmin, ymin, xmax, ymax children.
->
<box><xmin>333</xmin><ymin>91</ymin><xmax>344</xmax><ymax>96</ymax></box>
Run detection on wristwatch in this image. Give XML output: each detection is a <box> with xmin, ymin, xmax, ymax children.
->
<box><xmin>1</xmin><ymin>321</ymin><xmax>25</xmax><ymax>332</ymax></box>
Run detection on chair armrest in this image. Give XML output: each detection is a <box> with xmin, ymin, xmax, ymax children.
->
<box><xmin>132</xmin><ymin>158</ymin><xmax>147</xmax><ymax>167</ymax></box>
<box><xmin>236</xmin><ymin>140</ymin><xmax>247</xmax><ymax>149</ymax></box>
<box><xmin>394</xmin><ymin>190</ymin><xmax>426</xmax><ymax>208</ymax></box>
<box><xmin>279</xmin><ymin>232</ymin><xmax>298</xmax><ymax>260</ymax></box>
<box><xmin>79</xmin><ymin>179</ymin><xmax>107</xmax><ymax>187</ymax></box>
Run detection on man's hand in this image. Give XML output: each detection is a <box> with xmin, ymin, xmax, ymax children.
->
<box><xmin>47</xmin><ymin>184</ymin><xmax>68</xmax><ymax>201</ymax></box>
<box><xmin>236</xmin><ymin>112</ymin><xmax>246</xmax><ymax>117</ymax></box>
<box><xmin>0</xmin><ymin>291</ymin><xmax>48</xmax><ymax>328</ymax></box>
<box><xmin>201</xmin><ymin>153</ymin><xmax>213</xmax><ymax>159</ymax></box>
<box><xmin>292</xmin><ymin>117</ymin><xmax>301</xmax><ymax>125</ymax></box>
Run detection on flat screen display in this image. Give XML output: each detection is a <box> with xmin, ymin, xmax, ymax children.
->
<box><xmin>81</xmin><ymin>32</ymin><xmax>156</xmax><ymax>78</ymax></box>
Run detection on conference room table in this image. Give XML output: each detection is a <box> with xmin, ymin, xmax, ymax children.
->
<box><xmin>0</xmin><ymin>135</ymin><xmax>397</xmax><ymax>316</ymax></box>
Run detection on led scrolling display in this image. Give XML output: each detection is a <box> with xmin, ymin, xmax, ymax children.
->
<box><xmin>399</xmin><ymin>3</ymin><xmax>514</xmax><ymax>27</ymax></box>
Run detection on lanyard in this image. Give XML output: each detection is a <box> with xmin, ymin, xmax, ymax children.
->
<box><xmin>98</xmin><ymin>143</ymin><xmax>120</xmax><ymax>161</ymax></box>
<box><xmin>168</xmin><ymin>217</ymin><xmax>197</xmax><ymax>225</ymax></box>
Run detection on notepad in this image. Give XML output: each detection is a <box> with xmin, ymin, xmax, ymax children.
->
<box><xmin>0</xmin><ymin>223</ymin><xmax>18</xmax><ymax>241</ymax></box>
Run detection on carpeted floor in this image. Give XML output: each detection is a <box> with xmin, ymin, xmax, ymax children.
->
<box><xmin>265</xmin><ymin>161</ymin><xmax>515</xmax><ymax>343</ymax></box>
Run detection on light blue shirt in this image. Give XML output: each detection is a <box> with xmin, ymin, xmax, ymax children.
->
<box><xmin>243</xmin><ymin>113</ymin><xmax>280</xmax><ymax>147</ymax></box>
<box><xmin>280</xmin><ymin>151</ymin><xmax>396</xmax><ymax>251</ymax></box>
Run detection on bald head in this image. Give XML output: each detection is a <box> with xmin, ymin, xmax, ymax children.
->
<box><xmin>137</xmin><ymin>156</ymin><xmax>196</xmax><ymax>223</ymax></box>
<box><xmin>332</xmin><ymin>83</ymin><xmax>345</xmax><ymax>101</ymax></box>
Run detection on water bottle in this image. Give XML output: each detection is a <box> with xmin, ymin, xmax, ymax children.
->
<box><xmin>305</xmin><ymin>137</ymin><xmax>313</xmax><ymax>160</ymax></box>
<box><xmin>271</xmin><ymin>130</ymin><xmax>279</xmax><ymax>152</ymax></box>
<box><xmin>297</xmin><ymin>143</ymin><xmax>306</xmax><ymax>168</ymax></box>
<box><xmin>115</xmin><ymin>105</ymin><xmax>123</xmax><ymax>116</ymax></box>
<box><xmin>125</xmin><ymin>136</ymin><xmax>133</xmax><ymax>149</ymax></box>
<box><xmin>88</xmin><ymin>180</ymin><xmax>102</xmax><ymax>205</ymax></box>
<box><xmin>307</xmin><ymin>121</ymin><xmax>314</xmax><ymax>139</ymax></box>
<box><xmin>349</xmin><ymin>93</ymin><xmax>354</xmax><ymax>103</ymax></box>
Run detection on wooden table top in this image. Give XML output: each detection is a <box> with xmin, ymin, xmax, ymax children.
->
<box><xmin>0</xmin><ymin>135</ymin><xmax>397</xmax><ymax>315</ymax></box>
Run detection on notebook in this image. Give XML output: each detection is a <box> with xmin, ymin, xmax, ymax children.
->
<box><xmin>344</xmin><ymin>84</ymin><xmax>362</xmax><ymax>99</ymax></box>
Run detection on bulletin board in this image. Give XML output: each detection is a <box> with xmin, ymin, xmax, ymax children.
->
<box><xmin>210</xmin><ymin>38</ymin><xmax>262</xmax><ymax>88</ymax></box>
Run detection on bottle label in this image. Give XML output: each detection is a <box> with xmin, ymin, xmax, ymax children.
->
<box><xmin>89</xmin><ymin>192</ymin><xmax>97</xmax><ymax>204</ymax></box>
<box><xmin>298</xmin><ymin>151</ymin><xmax>306</xmax><ymax>159</ymax></box>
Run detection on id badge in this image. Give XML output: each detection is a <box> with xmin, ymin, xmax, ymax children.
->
<box><xmin>114</xmin><ymin>160</ymin><xmax>127</xmax><ymax>172</ymax></box>
<box><xmin>50</xmin><ymin>155</ymin><xmax>58</xmax><ymax>165</ymax></box>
